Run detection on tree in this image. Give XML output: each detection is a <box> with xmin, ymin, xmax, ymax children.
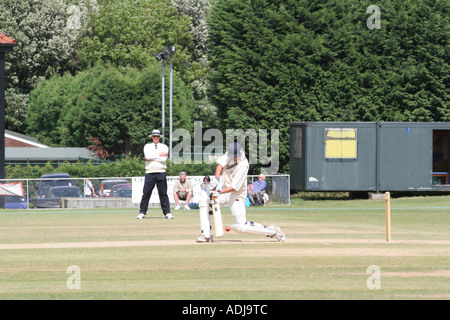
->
<box><xmin>78</xmin><ymin>0</ymin><xmax>213</xmax><ymax>126</ymax></box>
<box><xmin>78</xmin><ymin>0</ymin><xmax>196</xmax><ymax>81</ymax></box>
<box><xmin>208</xmin><ymin>0</ymin><xmax>449</xmax><ymax>173</ymax></box>
<box><xmin>171</xmin><ymin>0</ymin><xmax>218</xmax><ymax>127</ymax></box>
<box><xmin>27</xmin><ymin>64</ymin><xmax>194</xmax><ymax>155</ymax></box>
<box><xmin>0</xmin><ymin>0</ymin><xmax>97</xmax><ymax>132</ymax></box>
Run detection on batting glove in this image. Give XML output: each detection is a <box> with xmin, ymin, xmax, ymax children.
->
<box><xmin>209</xmin><ymin>176</ymin><xmax>220</xmax><ymax>190</ymax></box>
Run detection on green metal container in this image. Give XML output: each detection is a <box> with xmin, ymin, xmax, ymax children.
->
<box><xmin>290</xmin><ymin>122</ymin><xmax>450</xmax><ymax>192</ymax></box>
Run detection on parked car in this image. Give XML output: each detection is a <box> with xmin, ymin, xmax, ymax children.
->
<box><xmin>38</xmin><ymin>173</ymin><xmax>73</xmax><ymax>199</ymax></box>
<box><xmin>35</xmin><ymin>186</ymin><xmax>83</xmax><ymax>208</ymax></box>
<box><xmin>109</xmin><ymin>183</ymin><xmax>132</xmax><ymax>197</ymax></box>
<box><xmin>99</xmin><ymin>179</ymin><xmax>128</xmax><ymax>197</ymax></box>
<box><xmin>115</xmin><ymin>186</ymin><xmax>132</xmax><ymax>198</ymax></box>
<box><xmin>4</xmin><ymin>195</ymin><xmax>28</xmax><ymax>209</ymax></box>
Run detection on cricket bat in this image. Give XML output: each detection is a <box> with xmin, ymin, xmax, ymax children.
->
<box><xmin>212</xmin><ymin>197</ymin><xmax>224</xmax><ymax>238</ymax></box>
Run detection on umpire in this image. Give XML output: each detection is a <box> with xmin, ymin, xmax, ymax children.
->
<box><xmin>136</xmin><ymin>129</ymin><xmax>173</xmax><ymax>219</ymax></box>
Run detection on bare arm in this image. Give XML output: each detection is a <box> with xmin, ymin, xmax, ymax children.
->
<box><xmin>215</xmin><ymin>164</ymin><xmax>223</xmax><ymax>180</ymax></box>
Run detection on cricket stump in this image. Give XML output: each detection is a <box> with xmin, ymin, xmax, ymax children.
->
<box><xmin>385</xmin><ymin>192</ymin><xmax>391</xmax><ymax>242</ymax></box>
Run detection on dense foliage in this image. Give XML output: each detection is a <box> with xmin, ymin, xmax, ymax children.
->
<box><xmin>6</xmin><ymin>158</ymin><xmax>215</xmax><ymax>179</ymax></box>
<box><xmin>26</xmin><ymin>64</ymin><xmax>194</xmax><ymax>155</ymax></box>
<box><xmin>0</xmin><ymin>0</ymin><xmax>97</xmax><ymax>132</ymax></box>
<box><xmin>1</xmin><ymin>0</ymin><xmax>449</xmax><ymax>177</ymax></box>
<box><xmin>208</xmin><ymin>0</ymin><xmax>449</xmax><ymax>172</ymax></box>
<box><xmin>78</xmin><ymin>0</ymin><xmax>196</xmax><ymax>81</ymax></box>
<box><xmin>1</xmin><ymin>0</ymin><xmax>211</xmax><ymax>134</ymax></box>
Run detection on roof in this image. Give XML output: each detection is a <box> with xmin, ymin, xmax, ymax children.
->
<box><xmin>0</xmin><ymin>33</ymin><xmax>17</xmax><ymax>51</ymax></box>
<box><xmin>5</xmin><ymin>130</ymin><xmax>49</xmax><ymax>148</ymax></box>
<box><xmin>4</xmin><ymin>130</ymin><xmax>97</xmax><ymax>162</ymax></box>
<box><xmin>6</xmin><ymin>147</ymin><xmax>97</xmax><ymax>162</ymax></box>
<box><xmin>0</xmin><ymin>33</ymin><xmax>16</xmax><ymax>44</ymax></box>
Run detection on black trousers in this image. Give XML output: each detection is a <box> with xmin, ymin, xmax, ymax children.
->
<box><xmin>139</xmin><ymin>172</ymin><xmax>171</xmax><ymax>216</ymax></box>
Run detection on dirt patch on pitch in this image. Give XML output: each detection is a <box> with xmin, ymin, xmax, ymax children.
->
<box><xmin>2</xmin><ymin>237</ymin><xmax>450</xmax><ymax>253</ymax></box>
<box><xmin>352</xmin><ymin>270</ymin><xmax>450</xmax><ymax>278</ymax></box>
<box><xmin>382</xmin><ymin>270</ymin><xmax>450</xmax><ymax>277</ymax></box>
<box><xmin>0</xmin><ymin>240</ymin><xmax>194</xmax><ymax>250</ymax></box>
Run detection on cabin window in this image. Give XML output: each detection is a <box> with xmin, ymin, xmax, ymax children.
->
<box><xmin>325</xmin><ymin>128</ymin><xmax>357</xmax><ymax>159</ymax></box>
<box><xmin>293</xmin><ymin>127</ymin><xmax>302</xmax><ymax>158</ymax></box>
<box><xmin>432</xmin><ymin>130</ymin><xmax>450</xmax><ymax>185</ymax></box>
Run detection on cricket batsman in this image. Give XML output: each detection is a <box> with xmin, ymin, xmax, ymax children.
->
<box><xmin>196</xmin><ymin>142</ymin><xmax>285</xmax><ymax>243</ymax></box>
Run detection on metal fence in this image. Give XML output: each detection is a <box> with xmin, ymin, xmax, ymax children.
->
<box><xmin>247</xmin><ymin>175</ymin><xmax>290</xmax><ymax>205</ymax></box>
<box><xmin>0</xmin><ymin>174</ymin><xmax>290</xmax><ymax>209</ymax></box>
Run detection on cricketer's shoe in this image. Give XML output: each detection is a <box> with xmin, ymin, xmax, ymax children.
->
<box><xmin>273</xmin><ymin>226</ymin><xmax>285</xmax><ymax>242</ymax></box>
<box><xmin>196</xmin><ymin>234</ymin><xmax>214</xmax><ymax>243</ymax></box>
<box><xmin>184</xmin><ymin>205</ymin><xmax>190</xmax><ymax>210</ymax></box>
<box><xmin>165</xmin><ymin>213</ymin><xmax>174</xmax><ymax>219</ymax></box>
<box><xmin>174</xmin><ymin>205</ymin><xmax>181</xmax><ymax>210</ymax></box>
<box><xmin>136</xmin><ymin>213</ymin><xmax>146</xmax><ymax>219</ymax></box>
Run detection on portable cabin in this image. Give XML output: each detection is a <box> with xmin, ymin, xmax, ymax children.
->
<box><xmin>290</xmin><ymin>122</ymin><xmax>450</xmax><ymax>192</ymax></box>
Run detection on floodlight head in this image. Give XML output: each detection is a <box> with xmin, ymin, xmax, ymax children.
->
<box><xmin>153</xmin><ymin>53</ymin><xmax>162</xmax><ymax>61</ymax></box>
<box><xmin>163</xmin><ymin>45</ymin><xmax>175</xmax><ymax>56</ymax></box>
<box><xmin>153</xmin><ymin>51</ymin><xmax>168</xmax><ymax>62</ymax></box>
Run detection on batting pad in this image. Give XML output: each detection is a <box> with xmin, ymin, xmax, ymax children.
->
<box><xmin>229</xmin><ymin>221</ymin><xmax>277</xmax><ymax>236</ymax></box>
<box><xmin>199</xmin><ymin>191</ymin><xmax>212</xmax><ymax>238</ymax></box>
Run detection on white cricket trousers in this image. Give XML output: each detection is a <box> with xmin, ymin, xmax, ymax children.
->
<box><xmin>198</xmin><ymin>190</ymin><xmax>277</xmax><ymax>238</ymax></box>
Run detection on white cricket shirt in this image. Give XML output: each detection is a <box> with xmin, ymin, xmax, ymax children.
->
<box><xmin>216</xmin><ymin>151</ymin><xmax>249</xmax><ymax>194</ymax></box>
<box><xmin>143</xmin><ymin>142</ymin><xmax>169</xmax><ymax>173</ymax></box>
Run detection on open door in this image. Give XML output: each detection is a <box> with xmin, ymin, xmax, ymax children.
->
<box><xmin>432</xmin><ymin>130</ymin><xmax>450</xmax><ymax>185</ymax></box>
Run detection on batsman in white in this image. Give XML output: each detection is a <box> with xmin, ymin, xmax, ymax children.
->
<box><xmin>196</xmin><ymin>142</ymin><xmax>285</xmax><ymax>243</ymax></box>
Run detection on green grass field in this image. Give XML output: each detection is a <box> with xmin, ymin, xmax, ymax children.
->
<box><xmin>0</xmin><ymin>195</ymin><xmax>449</xmax><ymax>300</ymax></box>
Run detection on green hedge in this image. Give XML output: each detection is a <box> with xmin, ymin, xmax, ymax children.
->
<box><xmin>5</xmin><ymin>157</ymin><xmax>217</xmax><ymax>179</ymax></box>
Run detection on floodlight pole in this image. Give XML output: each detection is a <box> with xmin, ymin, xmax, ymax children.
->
<box><xmin>169</xmin><ymin>50</ymin><xmax>173</xmax><ymax>161</ymax></box>
<box><xmin>154</xmin><ymin>45</ymin><xmax>174</xmax><ymax>154</ymax></box>
<box><xmin>154</xmin><ymin>51</ymin><xmax>167</xmax><ymax>145</ymax></box>
<box><xmin>161</xmin><ymin>59</ymin><xmax>165</xmax><ymax>145</ymax></box>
